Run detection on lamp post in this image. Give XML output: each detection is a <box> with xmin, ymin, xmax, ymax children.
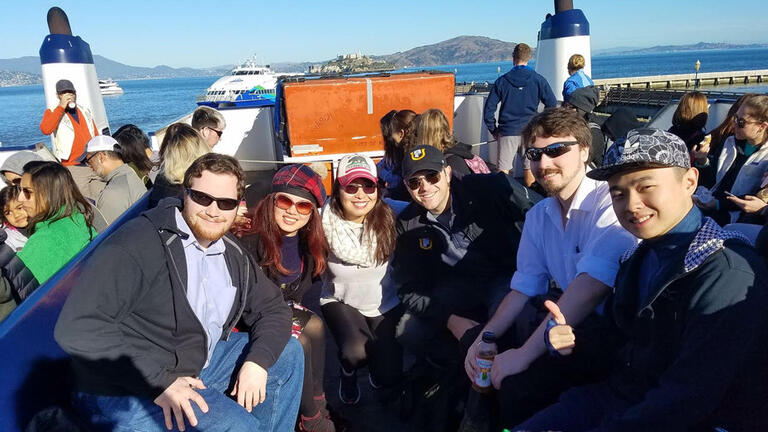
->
<box><xmin>694</xmin><ymin>60</ymin><xmax>701</xmax><ymax>90</ymax></box>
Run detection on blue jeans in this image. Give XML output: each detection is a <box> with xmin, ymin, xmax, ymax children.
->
<box><xmin>75</xmin><ymin>334</ymin><xmax>304</xmax><ymax>432</ymax></box>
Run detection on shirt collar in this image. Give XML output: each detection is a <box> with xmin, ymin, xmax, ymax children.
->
<box><xmin>645</xmin><ymin>205</ymin><xmax>702</xmax><ymax>254</ymax></box>
<box><xmin>174</xmin><ymin>208</ymin><xmax>225</xmax><ymax>255</ymax></box>
<box><xmin>546</xmin><ymin>172</ymin><xmax>600</xmax><ymax>224</ymax></box>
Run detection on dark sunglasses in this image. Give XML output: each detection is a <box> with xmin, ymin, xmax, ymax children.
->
<box><xmin>17</xmin><ymin>185</ymin><xmax>34</xmax><ymax>201</ymax></box>
<box><xmin>5</xmin><ymin>178</ymin><xmax>21</xmax><ymax>187</ymax></box>
<box><xmin>208</xmin><ymin>127</ymin><xmax>223</xmax><ymax>138</ymax></box>
<box><xmin>186</xmin><ymin>188</ymin><xmax>239</xmax><ymax>211</ymax></box>
<box><xmin>274</xmin><ymin>194</ymin><xmax>314</xmax><ymax>215</ymax></box>
<box><xmin>343</xmin><ymin>180</ymin><xmax>376</xmax><ymax>195</ymax></box>
<box><xmin>525</xmin><ymin>141</ymin><xmax>579</xmax><ymax>161</ymax></box>
<box><xmin>734</xmin><ymin>115</ymin><xmax>761</xmax><ymax>129</ymax></box>
<box><xmin>406</xmin><ymin>171</ymin><xmax>441</xmax><ymax>190</ymax></box>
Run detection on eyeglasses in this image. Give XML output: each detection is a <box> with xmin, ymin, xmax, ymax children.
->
<box><xmin>342</xmin><ymin>180</ymin><xmax>377</xmax><ymax>195</ymax></box>
<box><xmin>525</xmin><ymin>141</ymin><xmax>579</xmax><ymax>161</ymax></box>
<box><xmin>83</xmin><ymin>152</ymin><xmax>99</xmax><ymax>165</ymax></box>
<box><xmin>186</xmin><ymin>188</ymin><xmax>239</xmax><ymax>211</ymax></box>
<box><xmin>274</xmin><ymin>194</ymin><xmax>314</xmax><ymax>216</ymax></box>
<box><xmin>406</xmin><ymin>171</ymin><xmax>442</xmax><ymax>190</ymax></box>
<box><xmin>208</xmin><ymin>127</ymin><xmax>223</xmax><ymax>138</ymax></box>
<box><xmin>734</xmin><ymin>115</ymin><xmax>761</xmax><ymax>129</ymax></box>
<box><xmin>17</xmin><ymin>185</ymin><xmax>34</xmax><ymax>201</ymax></box>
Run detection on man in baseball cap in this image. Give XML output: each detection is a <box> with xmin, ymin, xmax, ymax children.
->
<box><xmin>393</xmin><ymin>143</ymin><xmax>539</xmax><ymax>372</ymax></box>
<box><xmin>520</xmin><ymin>128</ymin><xmax>768</xmax><ymax>431</ymax></box>
<box><xmin>80</xmin><ymin>135</ymin><xmax>146</xmax><ymax>225</ymax></box>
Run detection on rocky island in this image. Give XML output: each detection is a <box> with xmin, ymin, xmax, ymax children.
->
<box><xmin>309</xmin><ymin>53</ymin><xmax>395</xmax><ymax>74</ymax></box>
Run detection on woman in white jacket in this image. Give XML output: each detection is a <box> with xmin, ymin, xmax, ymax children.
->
<box><xmin>320</xmin><ymin>154</ymin><xmax>402</xmax><ymax>405</ymax></box>
<box><xmin>696</xmin><ymin>94</ymin><xmax>768</xmax><ymax>224</ymax></box>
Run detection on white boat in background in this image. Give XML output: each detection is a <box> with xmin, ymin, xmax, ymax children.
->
<box><xmin>196</xmin><ymin>56</ymin><xmax>299</xmax><ymax>108</ymax></box>
<box><xmin>99</xmin><ymin>79</ymin><xmax>123</xmax><ymax>95</ymax></box>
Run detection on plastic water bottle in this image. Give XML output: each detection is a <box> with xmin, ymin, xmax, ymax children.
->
<box><xmin>472</xmin><ymin>331</ymin><xmax>497</xmax><ymax>393</ymax></box>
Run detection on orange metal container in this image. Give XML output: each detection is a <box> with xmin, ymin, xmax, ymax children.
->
<box><xmin>279</xmin><ymin>72</ymin><xmax>455</xmax><ymax>156</ymax></box>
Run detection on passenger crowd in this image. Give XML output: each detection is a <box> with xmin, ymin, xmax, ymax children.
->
<box><xmin>2</xmin><ymin>61</ymin><xmax>768</xmax><ymax>432</ymax></box>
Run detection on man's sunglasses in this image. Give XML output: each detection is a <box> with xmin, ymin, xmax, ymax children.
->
<box><xmin>342</xmin><ymin>180</ymin><xmax>377</xmax><ymax>195</ymax></box>
<box><xmin>734</xmin><ymin>115</ymin><xmax>761</xmax><ymax>129</ymax></box>
<box><xmin>274</xmin><ymin>194</ymin><xmax>314</xmax><ymax>215</ymax></box>
<box><xmin>208</xmin><ymin>127</ymin><xmax>223</xmax><ymax>138</ymax></box>
<box><xmin>186</xmin><ymin>188</ymin><xmax>239</xmax><ymax>211</ymax></box>
<box><xmin>406</xmin><ymin>171</ymin><xmax>441</xmax><ymax>190</ymax></box>
<box><xmin>525</xmin><ymin>141</ymin><xmax>579</xmax><ymax>161</ymax></box>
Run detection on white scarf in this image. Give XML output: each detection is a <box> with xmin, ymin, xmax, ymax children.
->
<box><xmin>322</xmin><ymin>201</ymin><xmax>377</xmax><ymax>268</ymax></box>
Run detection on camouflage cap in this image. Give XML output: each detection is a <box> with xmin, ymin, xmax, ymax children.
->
<box><xmin>587</xmin><ymin>128</ymin><xmax>690</xmax><ymax>181</ymax></box>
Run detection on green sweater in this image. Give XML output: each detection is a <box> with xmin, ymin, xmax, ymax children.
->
<box><xmin>17</xmin><ymin>211</ymin><xmax>94</xmax><ymax>284</ymax></box>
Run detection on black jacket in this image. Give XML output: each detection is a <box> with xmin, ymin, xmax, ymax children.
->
<box><xmin>54</xmin><ymin>198</ymin><xmax>291</xmax><ymax>399</ymax></box>
<box><xmin>600</xmin><ymin>218</ymin><xmax>768</xmax><ymax>431</ymax></box>
<box><xmin>148</xmin><ymin>173</ymin><xmax>184</xmax><ymax>208</ymax></box>
<box><xmin>240</xmin><ymin>232</ymin><xmax>321</xmax><ymax>304</ymax></box>
<box><xmin>392</xmin><ymin>173</ymin><xmax>540</xmax><ymax>315</ymax></box>
<box><xmin>444</xmin><ymin>143</ymin><xmax>474</xmax><ymax>179</ymax></box>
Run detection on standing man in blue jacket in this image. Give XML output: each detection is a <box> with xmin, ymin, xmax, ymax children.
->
<box><xmin>483</xmin><ymin>43</ymin><xmax>558</xmax><ymax>178</ymax></box>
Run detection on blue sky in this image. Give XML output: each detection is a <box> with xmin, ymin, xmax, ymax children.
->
<box><xmin>0</xmin><ymin>1</ymin><xmax>765</xmax><ymax>68</ymax></box>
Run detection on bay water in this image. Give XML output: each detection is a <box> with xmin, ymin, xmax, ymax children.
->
<box><xmin>2</xmin><ymin>48</ymin><xmax>768</xmax><ymax>147</ymax></box>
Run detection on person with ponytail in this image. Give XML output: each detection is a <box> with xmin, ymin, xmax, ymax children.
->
<box><xmin>320</xmin><ymin>154</ymin><xmax>402</xmax><ymax>405</ymax></box>
<box><xmin>240</xmin><ymin>164</ymin><xmax>336</xmax><ymax>432</ymax></box>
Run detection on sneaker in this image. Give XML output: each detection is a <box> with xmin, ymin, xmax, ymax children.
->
<box><xmin>338</xmin><ymin>366</ymin><xmax>360</xmax><ymax>405</ymax></box>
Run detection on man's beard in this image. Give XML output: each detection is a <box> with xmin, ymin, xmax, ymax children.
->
<box><xmin>536</xmin><ymin>168</ymin><xmax>566</xmax><ymax>196</ymax></box>
<box><xmin>186</xmin><ymin>212</ymin><xmax>231</xmax><ymax>244</ymax></box>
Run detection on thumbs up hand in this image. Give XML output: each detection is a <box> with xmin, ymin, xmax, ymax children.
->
<box><xmin>544</xmin><ymin>300</ymin><xmax>576</xmax><ymax>356</ymax></box>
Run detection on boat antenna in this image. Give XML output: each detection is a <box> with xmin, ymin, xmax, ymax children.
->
<box><xmin>47</xmin><ymin>7</ymin><xmax>72</xmax><ymax>35</ymax></box>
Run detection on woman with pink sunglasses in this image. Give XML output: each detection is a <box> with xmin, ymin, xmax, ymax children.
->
<box><xmin>240</xmin><ymin>164</ymin><xmax>337</xmax><ymax>432</ymax></box>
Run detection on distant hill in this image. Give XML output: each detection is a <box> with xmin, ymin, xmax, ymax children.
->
<box><xmin>615</xmin><ymin>42</ymin><xmax>768</xmax><ymax>55</ymax></box>
<box><xmin>0</xmin><ymin>55</ymin><xmax>231</xmax><ymax>86</ymax></box>
<box><xmin>375</xmin><ymin>36</ymin><xmax>520</xmax><ymax>68</ymax></box>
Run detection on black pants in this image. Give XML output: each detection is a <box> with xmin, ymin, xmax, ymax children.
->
<box><xmin>462</xmin><ymin>312</ymin><xmax>621</xmax><ymax>429</ymax></box>
<box><xmin>290</xmin><ymin>304</ymin><xmax>328</xmax><ymax>418</ymax></box>
<box><xmin>321</xmin><ymin>301</ymin><xmax>404</xmax><ymax>387</ymax></box>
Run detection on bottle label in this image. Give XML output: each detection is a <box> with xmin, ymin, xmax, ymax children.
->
<box><xmin>475</xmin><ymin>357</ymin><xmax>493</xmax><ymax>388</ymax></box>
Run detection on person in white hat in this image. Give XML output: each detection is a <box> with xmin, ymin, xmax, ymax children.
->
<box><xmin>81</xmin><ymin>135</ymin><xmax>146</xmax><ymax>225</ymax></box>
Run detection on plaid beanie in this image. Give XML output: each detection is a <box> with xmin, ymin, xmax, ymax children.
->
<box><xmin>271</xmin><ymin>164</ymin><xmax>327</xmax><ymax>207</ymax></box>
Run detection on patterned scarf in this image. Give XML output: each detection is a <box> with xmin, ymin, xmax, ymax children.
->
<box><xmin>321</xmin><ymin>201</ymin><xmax>377</xmax><ymax>268</ymax></box>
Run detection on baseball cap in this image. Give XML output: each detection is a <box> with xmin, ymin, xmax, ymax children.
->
<box><xmin>587</xmin><ymin>128</ymin><xmax>690</xmax><ymax>181</ymax></box>
<box><xmin>336</xmin><ymin>154</ymin><xmax>377</xmax><ymax>187</ymax></box>
<box><xmin>79</xmin><ymin>135</ymin><xmax>119</xmax><ymax>162</ymax></box>
<box><xmin>55</xmin><ymin>79</ymin><xmax>76</xmax><ymax>94</ymax></box>
<box><xmin>401</xmin><ymin>145</ymin><xmax>446</xmax><ymax>179</ymax></box>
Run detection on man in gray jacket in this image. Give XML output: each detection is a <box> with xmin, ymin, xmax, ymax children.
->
<box><xmin>81</xmin><ymin>135</ymin><xmax>147</xmax><ymax>224</ymax></box>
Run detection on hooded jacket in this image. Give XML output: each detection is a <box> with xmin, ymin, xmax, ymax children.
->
<box><xmin>483</xmin><ymin>65</ymin><xmax>558</xmax><ymax>136</ymax></box>
<box><xmin>600</xmin><ymin>218</ymin><xmax>768</xmax><ymax>431</ymax></box>
<box><xmin>54</xmin><ymin>198</ymin><xmax>291</xmax><ymax>399</ymax></box>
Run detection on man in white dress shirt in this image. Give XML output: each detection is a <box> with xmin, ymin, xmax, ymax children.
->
<box><xmin>463</xmin><ymin>107</ymin><xmax>637</xmax><ymax>428</ymax></box>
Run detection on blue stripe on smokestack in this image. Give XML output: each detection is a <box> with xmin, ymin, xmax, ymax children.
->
<box><xmin>39</xmin><ymin>34</ymin><xmax>94</xmax><ymax>64</ymax></box>
<box><xmin>539</xmin><ymin>9</ymin><xmax>590</xmax><ymax>40</ymax></box>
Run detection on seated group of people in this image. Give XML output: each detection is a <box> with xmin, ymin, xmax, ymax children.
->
<box><xmin>8</xmin><ymin>77</ymin><xmax>768</xmax><ymax>432</ymax></box>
